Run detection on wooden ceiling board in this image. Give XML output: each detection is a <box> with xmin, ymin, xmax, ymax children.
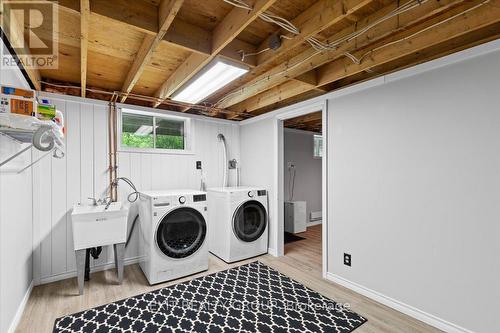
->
<box><xmin>132</xmin><ymin>43</ymin><xmax>192</xmax><ymax>96</ymax></box>
<box><xmin>176</xmin><ymin>0</ymin><xmax>233</xmax><ymax>31</ymax></box>
<box><xmin>39</xmin><ymin>42</ymin><xmax>81</xmax><ymax>85</ymax></box>
<box><xmin>132</xmin><ymin>66</ymin><xmax>172</xmax><ymax>96</ymax></box>
<box><xmin>147</xmin><ymin>42</ymin><xmax>192</xmax><ymax>71</ymax></box>
<box><xmin>88</xmin><ymin>14</ymin><xmax>146</xmax><ymax>61</ymax></box>
<box><xmin>143</xmin><ymin>0</ymin><xmax>161</xmax><ymax>6</ymax></box>
<box><xmin>49</xmin><ymin>5</ymin><xmax>81</xmax><ymax>48</ymax></box>
<box><xmin>238</xmin><ymin>18</ymin><xmax>276</xmax><ymax>46</ymax></box>
<box><xmin>86</xmin><ymin>50</ymin><xmax>132</xmax><ymax>91</ymax></box>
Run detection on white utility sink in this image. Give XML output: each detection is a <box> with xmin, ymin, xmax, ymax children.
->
<box><xmin>71</xmin><ymin>202</ymin><xmax>129</xmax><ymax>251</ymax></box>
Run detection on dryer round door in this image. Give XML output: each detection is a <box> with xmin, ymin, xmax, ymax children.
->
<box><xmin>233</xmin><ymin>200</ymin><xmax>267</xmax><ymax>242</ymax></box>
<box><xmin>156</xmin><ymin>207</ymin><xmax>207</xmax><ymax>259</ymax></box>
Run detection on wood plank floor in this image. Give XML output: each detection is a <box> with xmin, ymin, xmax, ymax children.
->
<box><xmin>17</xmin><ymin>225</ymin><xmax>441</xmax><ymax>332</ymax></box>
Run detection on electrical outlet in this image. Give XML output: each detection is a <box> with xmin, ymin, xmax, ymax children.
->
<box><xmin>196</xmin><ymin>161</ymin><xmax>202</xmax><ymax>169</ymax></box>
<box><xmin>344</xmin><ymin>253</ymin><xmax>352</xmax><ymax>267</ymax></box>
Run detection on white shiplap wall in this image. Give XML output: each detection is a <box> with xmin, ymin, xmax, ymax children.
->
<box><xmin>33</xmin><ymin>94</ymin><xmax>240</xmax><ymax>284</ymax></box>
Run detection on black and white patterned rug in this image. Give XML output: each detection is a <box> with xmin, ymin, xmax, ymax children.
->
<box><xmin>54</xmin><ymin>262</ymin><xmax>366</xmax><ymax>333</ymax></box>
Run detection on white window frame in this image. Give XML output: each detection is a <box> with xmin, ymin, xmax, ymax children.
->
<box><xmin>117</xmin><ymin>108</ymin><xmax>194</xmax><ymax>155</ymax></box>
<box><xmin>313</xmin><ymin>134</ymin><xmax>323</xmax><ymax>159</ymax></box>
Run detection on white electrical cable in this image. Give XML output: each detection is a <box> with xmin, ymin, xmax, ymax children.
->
<box><xmin>219</xmin><ymin>0</ymin><xmax>425</xmax><ymax>104</ymax></box>
<box><xmin>217</xmin><ymin>0</ymin><xmax>486</xmax><ymax>108</ymax></box>
<box><xmin>226</xmin><ymin>0</ymin><xmax>427</xmax><ymax>58</ymax></box>
<box><xmin>224</xmin><ymin>0</ymin><xmax>251</xmax><ymax>10</ymax></box>
<box><xmin>259</xmin><ymin>12</ymin><xmax>300</xmax><ymax>35</ymax></box>
<box><xmin>237</xmin><ymin>48</ymin><xmax>270</xmax><ymax>62</ymax></box>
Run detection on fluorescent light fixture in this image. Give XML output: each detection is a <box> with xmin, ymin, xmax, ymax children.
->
<box><xmin>172</xmin><ymin>58</ymin><xmax>248</xmax><ymax>104</ymax></box>
<box><xmin>134</xmin><ymin>125</ymin><xmax>154</xmax><ymax>136</ymax></box>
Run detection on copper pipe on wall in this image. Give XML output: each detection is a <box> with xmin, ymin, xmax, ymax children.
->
<box><xmin>108</xmin><ymin>98</ymin><xmax>118</xmax><ymax>202</ymax></box>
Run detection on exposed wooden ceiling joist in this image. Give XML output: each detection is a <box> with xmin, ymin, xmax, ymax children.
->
<box><xmin>316</xmin><ymin>0</ymin><xmax>499</xmax><ymax>86</ymax></box>
<box><xmin>229</xmin><ymin>0</ymin><xmax>500</xmax><ymax>115</ymax></box>
<box><xmin>23</xmin><ymin>0</ymin><xmax>500</xmax><ymax>122</ymax></box>
<box><xmin>228</xmin><ymin>80</ymin><xmax>316</xmax><ymax>118</ymax></box>
<box><xmin>250</xmin><ymin>18</ymin><xmax>500</xmax><ymax>117</ymax></box>
<box><xmin>80</xmin><ymin>0</ymin><xmax>89</xmax><ymax>97</ymax></box>
<box><xmin>52</xmin><ymin>0</ymin><xmax>256</xmax><ymax>67</ymax></box>
<box><xmin>120</xmin><ymin>0</ymin><xmax>185</xmax><ymax>102</ymax></box>
<box><xmin>218</xmin><ymin>0</ymin><xmax>470</xmax><ymax>109</ymax></box>
<box><xmin>153</xmin><ymin>0</ymin><xmax>279</xmax><ymax>107</ymax></box>
<box><xmin>207</xmin><ymin>0</ymin><xmax>376</xmax><ymax>107</ymax></box>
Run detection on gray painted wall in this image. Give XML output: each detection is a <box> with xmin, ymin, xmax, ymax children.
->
<box><xmin>328</xmin><ymin>50</ymin><xmax>500</xmax><ymax>332</ymax></box>
<box><xmin>284</xmin><ymin>129</ymin><xmax>322</xmax><ymax>223</ymax></box>
<box><xmin>0</xmin><ymin>38</ymin><xmax>33</xmax><ymax>333</ymax></box>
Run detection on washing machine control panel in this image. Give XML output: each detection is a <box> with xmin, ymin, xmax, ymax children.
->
<box><xmin>248</xmin><ymin>191</ymin><xmax>254</xmax><ymax>198</ymax></box>
<box><xmin>179</xmin><ymin>196</ymin><xmax>186</xmax><ymax>204</ymax></box>
<box><xmin>257</xmin><ymin>190</ymin><xmax>267</xmax><ymax>196</ymax></box>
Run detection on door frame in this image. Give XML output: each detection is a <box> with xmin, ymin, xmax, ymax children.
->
<box><xmin>273</xmin><ymin>100</ymin><xmax>328</xmax><ymax>278</ymax></box>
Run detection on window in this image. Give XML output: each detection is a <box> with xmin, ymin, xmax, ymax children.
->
<box><xmin>120</xmin><ymin>109</ymin><xmax>190</xmax><ymax>152</ymax></box>
<box><xmin>313</xmin><ymin>134</ymin><xmax>323</xmax><ymax>158</ymax></box>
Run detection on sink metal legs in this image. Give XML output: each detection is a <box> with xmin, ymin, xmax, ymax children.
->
<box><xmin>75</xmin><ymin>249</ymin><xmax>86</xmax><ymax>295</ymax></box>
<box><xmin>75</xmin><ymin>242</ymin><xmax>126</xmax><ymax>295</ymax></box>
<box><xmin>113</xmin><ymin>243</ymin><xmax>125</xmax><ymax>283</ymax></box>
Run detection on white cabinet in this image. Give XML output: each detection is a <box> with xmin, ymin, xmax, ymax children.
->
<box><xmin>284</xmin><ymin>201</ymin><xmax>307</xmax><ymax>234</ymax></box>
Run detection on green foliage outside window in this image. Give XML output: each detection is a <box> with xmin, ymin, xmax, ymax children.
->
<box><xmin>121</xmin><ymin>111</ymin><xmax>185</xmax><ymax>150</ymax></box>
<box><xmin>156</xmin><ymin>134</ymin><xmax>184</xmax><ymax>149</ymax></box>
<box><xmin>121</xmin><ymin>132</ymin><xmax>154</xmax><ymax>148</ymax></box>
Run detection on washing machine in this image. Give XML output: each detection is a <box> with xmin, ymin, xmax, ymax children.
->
<box><xmin>207</xmin><ymin>187</ymin><xmax>268</xmax><ymax>263</ymax></box>
<box><xmin>138</xmin><ymin>190</ymin><xmax>208</xmax><ymax>285</ymax></box>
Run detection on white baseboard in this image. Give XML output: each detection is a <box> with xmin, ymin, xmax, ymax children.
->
<box><xmin>37</xmin><ymin>256</ymin><xmax>141</xmax><ymax>285</ymax></box>
<box><xmin>326</xmin><ymin>273</ymin><xmax>474</xmax><ymax>333</ymax></box>
<box><xmin>7</xmin><ymin>280</ymin><xmax>34</xmax><ymax>333</ymax></box>
<box><xmin>307</xmin><ymin>220</ymin><xmax>322</xmax><ymax>226</ymax></box>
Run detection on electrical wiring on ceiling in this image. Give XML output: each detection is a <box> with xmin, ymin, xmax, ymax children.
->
<box><xmin>224</xmin><ymin>0</ymin><xmax>427</xmax><ymax>56</ymax></box>
<box><xmin>216</xmin><ymin>0</ymin><xmax>490</xmax><ymax>107</ymax></box>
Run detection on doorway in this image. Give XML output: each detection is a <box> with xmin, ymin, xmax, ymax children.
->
<box><xmin>274</xmin><ymin>100</ymin><xmax>328</xmax><ymax>278</ymax></box>
<box><xmin>282</xmin><ymin>111</ymin><xmax>323</xmax><ymax>272</ymax></box>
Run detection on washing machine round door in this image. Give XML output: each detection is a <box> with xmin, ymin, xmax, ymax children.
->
<box><xmin>233</xmin><ymin>200</ymin><xmax>267</xmax><ymax>242</ymax></box>
<box><xmin>156</xmin><ymin>207</ymin><xmax>206</xmax><ymax>259</ymax></box>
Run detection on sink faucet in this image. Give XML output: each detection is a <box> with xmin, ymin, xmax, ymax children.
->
<box><xmin>88</xmin><ymin>197</ymin><xmax>112</xmax><ymax>209</ymax></box>
<box><xmin>103</xmin><ymin>197</ymin><xmax>112</xmax><ymax>210</ymax></box>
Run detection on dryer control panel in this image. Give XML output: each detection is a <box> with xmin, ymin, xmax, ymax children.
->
<box><xmin>193</xmin><ymin>194</ymin><xmax>206</xmax><ymax>202</ymax></box>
